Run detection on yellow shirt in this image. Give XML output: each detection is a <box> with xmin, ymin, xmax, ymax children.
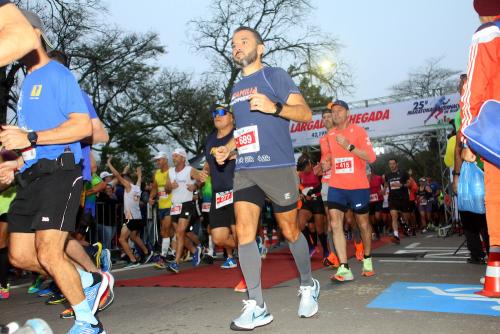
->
<box><xmin>154</xmin><ymin>169</ymin><xmax>172</xmax><ymax>209</ymax></box>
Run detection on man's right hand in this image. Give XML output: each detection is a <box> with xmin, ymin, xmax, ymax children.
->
<box><xmin>214</xmin><ymin>145</ymin><xmax>231</xmax><ymax>165</ymax></box>
<box><xmin>149</xmin><ymin>197</ymin><xmax>155</xmax><ymax>206</ymax></box>
<box><xmin>0</xmin><ymin>160</ymin><xmax>17</xmax><ymax>185</ymax></box>
<box><xmin>461</xmin><ymin>147</ymin><xmax>476</xmax><ymax>163</ymax></box>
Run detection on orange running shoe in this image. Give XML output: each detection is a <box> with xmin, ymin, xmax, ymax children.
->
<box><xmin>234</xmin><ymin>279</ymin><xmax>247</xmax><ymax>293</ymax></box>
<box><xmin>354</xmin><ymin>241</ymin><xmax>364</xmax><ymax>262</ymax></box>
<box><xmin>323</xmin><ymin>252</ymin><xmax>340</xmax><ymax>268</ymax></box>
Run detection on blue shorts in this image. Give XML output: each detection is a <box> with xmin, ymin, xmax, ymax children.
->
<box><xmin>327</xmin><ymin>187</ymin><xmax>370</xmax><ymax>214</ymax></box>
<box><xmin>158</xmin><ymin>208</ymin><xmax>170</xmax><ymax>220</ymax></box>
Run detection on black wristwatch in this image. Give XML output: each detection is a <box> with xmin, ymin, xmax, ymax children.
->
<box><xmin>27</xmin><ymin>131</ymin><xmax>38</xmax><ymax>147</ymax></box>
<box><xmin>348</xmin><ymin>144</ymin><xmax>355</xmax><ymax>152</ymax></box>
<box><xmin>452</xmin><ymin>170</ymin><xmax>460</xmax><ymax>176</ymax></box>
<box><xmin>273</xmin><ymin>102</ymin><xmax>283</xmax><ymax>116</ymax></box>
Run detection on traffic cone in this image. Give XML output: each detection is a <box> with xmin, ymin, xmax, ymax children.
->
<box><xmin>476</xmin><ymin>246</ymin><xmax>500</xmax><ymax>298</ymax></box>
<box><xmin>488</xmin><ymin>246</ymin><xmax>500</xmax><ymax>262</ymax></box>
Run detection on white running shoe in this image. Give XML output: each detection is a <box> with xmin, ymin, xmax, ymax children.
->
<box><xmin>297</xmin><ymin>278</ymin><xmax>320</xmax><ymax>318</ymax></box>
<box><xmin>230</xmin><ymin>300</ymin><xmax>273</xmax><ymax>331</ymax></box>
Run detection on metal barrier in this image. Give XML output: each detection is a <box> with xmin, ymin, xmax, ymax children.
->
<box><xmin>88</xmin><ymin>201</ymin><xmax>161</xmax><ymax>251</ymax></box>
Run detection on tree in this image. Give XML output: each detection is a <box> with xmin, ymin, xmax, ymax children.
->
<box><xmin>0</xmin><ymin>1</ymin><xmax>168</xmax><ymax>171</ymax></box>
<box><xmin>390</xmin><ymin>57</ymin><xmax>460</xmax><ymax>100</ymax></box>
<box><xmin>297</xmin><ymin>76</ymin><xmax>331</xmax><ymax>108</ymax></box>
<box><xmin>189</xmin><ymin>0</ymin><xmax>351</xmax><ymax>103</ymax></box>
<box><xmin>148</xmin><ymin>72</ymin><xmax>220</xmax><ymax>155</ymax></box>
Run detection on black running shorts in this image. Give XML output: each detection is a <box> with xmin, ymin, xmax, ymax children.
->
<box><xmin>8</xmin><ymin>167</ymin><xmax>83</xmax><ymax>233</ymax></box>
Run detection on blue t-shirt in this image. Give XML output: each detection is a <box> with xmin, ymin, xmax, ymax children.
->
<box><xmin>205</xmin><ymin>129</ymin><xmax>235</xmax><ymax>192</ymax></box>
<box><xmin>81</xmin><ymin>91</ymin><xmax>98</xmax><ymax>181</ymax></box>
<box><xmin>17</xmin><ymin>61</ymin><xmax>88</xmax><ymax>172</ymax></box>
<box><xmin>230</xmin><ymin>67</ymin><xmax>300</xmax><ymax>170</ymax></box>
<box><xmin>0</xmin><ymin>1</ymin><xmax>10</xmax><ymax>6</ymax></box>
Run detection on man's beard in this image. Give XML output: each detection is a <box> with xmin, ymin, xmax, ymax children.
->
<box><xmin>233</xmin><ymin>48</ymin><xmax>258</xmax><ymax>69</ymax></box>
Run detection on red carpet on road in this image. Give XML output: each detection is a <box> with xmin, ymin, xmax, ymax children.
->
<box><xmin>116</xmin><ymin>236</ymin><xmax>392</xmax><ymax>289</ymax></box>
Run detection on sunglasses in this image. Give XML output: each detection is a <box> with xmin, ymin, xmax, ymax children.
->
<box><xmin>212</xmin><ymin>107</ymin><xmax>230</xmax><ymax>118</ymax></box>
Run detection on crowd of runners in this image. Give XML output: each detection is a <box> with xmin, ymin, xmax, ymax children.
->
<box><xmin>0</xmin><ymin>0</ymin><xmax>498</xmax><ymax>333</ymax></box>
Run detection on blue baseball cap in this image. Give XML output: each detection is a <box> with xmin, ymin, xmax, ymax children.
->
<box><xmin>328</xmin><ymin>99</ymin><xmax>349</xmax><ymax>110</ymax></box>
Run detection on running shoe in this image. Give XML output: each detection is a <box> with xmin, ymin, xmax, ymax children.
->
<box><xmin>37</xmin><ymin>282</ymin><xmax>57</xmax><ymax>298</ymax></box>
<box><xmin>124</xmin><ymin>261</ymin><xmax>140</xmax><ymax>269</ymax></box>
<box><xmin>84</xmin><ymin>272</ymin><xmax>109</xmax><ymax>314</ymax></box>
<box><xmin>221</xmin><ymin>258</ymin><xmax>237</xmax><ymax>269</ymax></box>
<box><xmin>203</xmin><ymin>252</ymin><xmax>215</xmax><ymax>265</ymax></box>
<box><xmin>153</xmin><ymin>257</ymin><xmax>167</xmax><ymax>269</ymax></box>
<box><xmin>45</xmin><ymin>291</ymin><xmax>66</xmax><ymax>305</ymax></box>
<box><xmin>230</xmin><ymin>300</ymin><xmax>273</xmax><ymax>331</ymax></box>
<box><xmin>361</xmin><ymin>257</ymin><xmax>376</xmax><ymax>277</ymax></box>
<box><xmin>100</xmin><ymin>249</ymin><xmax>112</xmax><ymax>272</ymax></box>
<box><xmin>167</xmin><ymin>262</ymin><xmax>180</xmax><ymax>274</ymax></box>
<box><xmin>234</xmin><ymin>279</ymin><xmax>247</xmax><ymax>293</ymax></box>
<box><xmin>0</xmin><ymin>284</ymin><xmax>9</xmax><ymax>300</ymax></box>
<box><xmin>297</xmin><ymin>278</ymin><xmax>320</xmax><ymax>318</ymax></box>
<box><xmin>192</xmin><ymin>246</ymin><xmax>202</xmax><ymax>266</ymax></box>
<box><xmin>98</xmin><ymin>271</ymin><xmax>115</xmax><ymax>312</ymax></box>
<box><xmin>330</xmin><ymin>264</ymin><xmax>354</xmax><ymax>282</ymax></box>
<box><xmin>260</xmin><ymin>246</ymin><xmax>268</xmax><ymax>260</ymax></box>
<box><xmin>27</xmin><ymin>275</ymin><xmax>46</xmax><ymax>294</ymax></box>
<box><xmin>141</xmin><ymin>252</ymin><xmax>154</xmax><ymax>264</ymax></box>
<box><xmin>60</xmin><ymin>307</ymin><xmax>75</xmax><ymax>319</ymax></box>
<box><xmin>67</xmin><ymin>320</ymin><xmax>105</xmax><ymax>334</ymax></box>
<box><xmin>323</xmin><ymin>252</ymin><xmax>340</xmax><ymax>268</ymax></box>
<box><xmin>354</xmin><ymin>241</ymin><xmax>364</xmax><ymax>262</ymax></box>
<box><xmin>92</xmin><ymin>242</ymin><xmax>103</xmax><ymax>269</ymax></box>
<box><xmin>391</xmin><ymin>235</ymin><xmax>400</xmax><ymax>244</ymax></box>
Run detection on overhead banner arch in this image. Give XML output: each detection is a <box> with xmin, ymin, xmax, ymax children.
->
<box><xmin>290</xmin><ymin>93</ymin><xmax>460</xmax><ymax>148</ymax></box>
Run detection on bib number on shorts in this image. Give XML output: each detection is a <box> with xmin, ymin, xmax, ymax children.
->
<box><xmin>334</xmin><ymin>157</ymin><xmax>354</xmax><ymax>174</ymax></box>
<box><xmin>234</xmin><ymin>125</ymin><xmax>260</xmax><ymax>155</ymax></box>
<box><xmin>215</xmin><ymin>190</ymin><xmax>233</xmax><ymax>209</ymax></box>
<box><xmin>201</xmin><ymin>202</ymin><xmax>211</xmax><ymax>213</ymax></box>
<box><xmin>369</xmin><ymin>193</ymin><xmax>379</xmax><ymax>203</ymax></box>
<box><xmin>21</xmin><ymin>147</ymin><xmax>37</xmax><ymax>161</ymax></box>
<box><xmin>170</xmin><ymin>204</ymin><xmax>182</xmax><ymax>216</ymax></box>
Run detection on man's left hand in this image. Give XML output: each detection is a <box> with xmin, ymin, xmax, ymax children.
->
<box><xmin>248</xmin><ymin>93</ymin><xmax>277</xmax><ymax>114</ymax></box>
<box><xmin>0</xmin><ymin>125</ymin><xmax>30</xmax><ymax>150</ymax></box>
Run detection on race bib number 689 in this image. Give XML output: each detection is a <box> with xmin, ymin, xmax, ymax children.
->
<box><xmin>234</xmin><ymin>125</ymin><xmax>260</xmax><ymax>155</ymax></box>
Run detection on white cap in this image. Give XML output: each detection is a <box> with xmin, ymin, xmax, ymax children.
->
<box><xmin>173</xmin><ymin>148</ymin><xmax>188</xmax><ymax>161</ymax></box>
<box><xmin>153</xmin><ymin>151</ymin><xmax>168</xmax><ymax>160</ymax></box>
<box><xmin>100</xmin><ymin>171</ymin><xmax>113</xmax><ymax>179</ymax></box>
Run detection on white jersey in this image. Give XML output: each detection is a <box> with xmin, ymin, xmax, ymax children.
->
<box><xmin>124</xmin><ymin>184</ymin><xmax>142</xmax><ymax>219</ymax></box>
<box><xmin>168</xmin><ymin>165</ymin><xmax>194</xmax><ymax>204</ymax></box>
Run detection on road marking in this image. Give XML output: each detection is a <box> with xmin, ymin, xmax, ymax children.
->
<box><xmin>379</xmin><ymin>259</ymin><xmax>466</xmax><ymax>264</ymax></box>
<box><xmin>406</xmin><ymin>242</ymin><xmax>421</xmax><ymax>249</ymax></box>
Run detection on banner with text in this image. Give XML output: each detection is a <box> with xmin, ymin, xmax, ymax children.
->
<box><xmin>290</xmin><ymin>93</ymin><xmax>460</xmax><ymax>148</ymax></box>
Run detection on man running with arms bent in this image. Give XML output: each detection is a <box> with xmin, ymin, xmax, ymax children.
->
<box><xmin>214</xmin><ymin>26</ymin><xmax>319</xmax><ymax>331</ymax></box>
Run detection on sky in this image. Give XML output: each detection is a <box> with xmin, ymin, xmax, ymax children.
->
<box><xmin>106</xmin><ymin>0</ymin><xmax>479</xmax><ymax>102</ymax></box>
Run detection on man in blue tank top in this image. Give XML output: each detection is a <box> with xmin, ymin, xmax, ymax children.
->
<box><xmin>214</xmin><ymin>26</ymin><xmax>320</xmax><ymax>331</ymax></box>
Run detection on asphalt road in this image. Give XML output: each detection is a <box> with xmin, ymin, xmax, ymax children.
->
<box><xmin>1</xmin><ymin>233</ymin><xmax>498</xmax><ymax>334</ymax></box>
